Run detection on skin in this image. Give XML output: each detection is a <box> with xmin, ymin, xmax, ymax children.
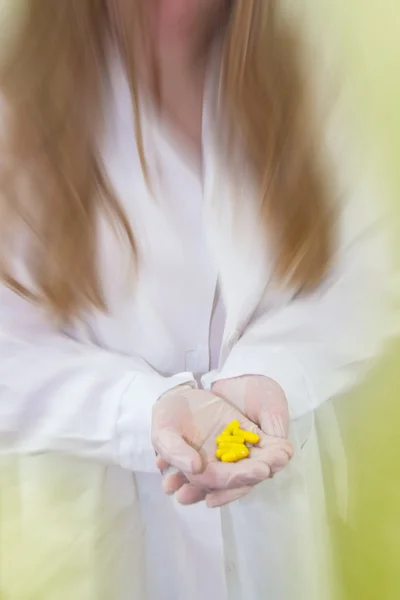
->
<box><xmin>125</xmin><ymin>0</ymin><xmax>229</xmax><ymax>154</ymax></box>
<box><xmin>148</xmin><ymin>0</ymin><xmax>228</xmax><ymax>153</ymax></box>
<box><xmin>147</xmin><ymin>0</ymin><xmax>227</xmax><ymax>48</ymax></box>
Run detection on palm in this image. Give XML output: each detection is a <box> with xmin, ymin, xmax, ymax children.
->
<box><xmin>212</xmin><ymin>376</ymin><xmax>290</xmax><ymax>439</ymax></box>
<box><xmin>155</xmin><ymin>388</ymin><xmax>260</xmax><ymax>467</ymax></box>
<box><xmin>154</xmin><ymin>387</ymin><xmax>293</xmax><ymax>506</ymax></box>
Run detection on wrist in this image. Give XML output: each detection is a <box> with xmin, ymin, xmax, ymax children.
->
<box><xmin>159</xmin><ymin>381</ymin><xmax>197</xmax><ymax>402</ymax></box>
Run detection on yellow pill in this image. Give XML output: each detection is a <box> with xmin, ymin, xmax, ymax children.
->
<box><xmin>216</xmin><ymin>443</ymin><xmax>248</xmax><ymax>460</ymax></box>
<box><xmin>216</xmin><ymin>434</ymin><xmax>245</xmax><ymax>445</ymax></box>
<box><xmin>220</xmin><ymin>453</ymin><xmax>239</xmax><ymax>463</ymax></box>
<box><xmin>217</xmin><ymin>442</ymin><xmax>248</xmax><ymax>453</ymax></box>
<box><xmin>222</xmin><ymin>420</ymin><xmax>241</xmax><ymax>435</ymax></box>
<box><xmin>233</xmin><ymin>429</ymin><xmax>260</xmax><ymax>445</ymax></box>
<box><xmin>221</xmin><ymin>446</ymin><xmax>250</xmax><ymax>463</ymax></box>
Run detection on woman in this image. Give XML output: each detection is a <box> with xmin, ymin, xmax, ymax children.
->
<box><xmin>0</xmin><ymin>1</ymin><xmax>392</xmax><ymax>599</ymax></box>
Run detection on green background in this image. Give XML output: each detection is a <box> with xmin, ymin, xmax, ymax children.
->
<box><xmin>0</xmin><ymin>1</ymin><xmax>399</xmax><ymax>598</ymax></box>
<box><xmin>317</xmin><ymin>2</ymin><xmax>400</xmax><ymax>598</ymax></box>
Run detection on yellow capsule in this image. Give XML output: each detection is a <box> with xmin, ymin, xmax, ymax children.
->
<box><xmin>222</xmin><ymin>420</ymin><xmax>241</xmax><ymax>435</ymax></box>
<box><xmin>233</xmin><ymin>429</ymin><xmax>260</xmax><ymax>445</ymax></box>
<box><xmin>216</xmin><ymin>434</ymin><xmax>245</xmax><ymax>445</ymax></box>
<box><xmin>216</xmin><ymin>443</ymin><xmax>248</xmax><ymax>460</ymax></box>
<box><xmin>221</xmin><ymin>446</ymin><xmax>250</xmax><ymax>463</ymax></box>
<box><xmin>220</xmin><ymin>453</ymin><xmax>239</xmax><ymax>463</ymax></box>
<box><xmin>217</xmin><ymin>442</ymin><xmax>248</xmax><ymax>453</ymax></box>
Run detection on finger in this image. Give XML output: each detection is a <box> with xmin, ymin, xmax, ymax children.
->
<box><xmin>156</xmin><ymin>455</ymin><xmax>170</xmax><ymax>474</ymax></box>
<box><xmin>267</xmin><ymin>446</ymin><xmax>294</xmax><ymax>475</ymax></box>
<box><xmin>260</xmin><ymin>411</ymin><xmax>289</xmax><ymax>439</ymax></box>
<box><xmin>254</xmin><ymin>436</ymin><xmax>294</xmax><ymax>474</ymax></box>
<box><xmin>228</xmin><ymin>415</ymin><xmax>287</xmax><ymax>455</ymax></box>
<box><xmin>176</xmin><ymin>483</ymin><xmax>207</xmax><ymax>505</ymax></box>
<box><xmin>206</xmin><ymin>486</ymin><xmax>252</xmax><ymax>508</ymax></box>
<box><xmin>162</xmin><ymin>470</ymin><xmax>188</xmax><ymax>495</ymax></box>
<box><xmin>153</xmin><ymin>428</ymin><xmax>204</xmax><ymax>475</ymax></box>
<box><xmin>188</xmin><ymin>459</ymin><xmax>271</xmax><ymax>491</ymax></box>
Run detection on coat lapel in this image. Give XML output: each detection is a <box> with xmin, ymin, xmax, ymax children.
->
<box><xmin>202</xmin><ymin>137</ymin><xmax>273</xmax><ymax>345</ymax></box>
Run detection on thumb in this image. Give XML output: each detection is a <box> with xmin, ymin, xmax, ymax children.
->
<box><xmin>259</xmin><ymin>409</ymin><xmax>289</xmax><ymax>438</ymax></box>
<box><xmin>154</xmin><ymin>428</ymin><xmax>204</xmax><ymax>475</ymax></box>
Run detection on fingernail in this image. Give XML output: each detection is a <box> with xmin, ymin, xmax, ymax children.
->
<box><xmin>206</xmin><ymin>496</ymin><xmax>218</xmax><ymax>509</ymax></box>
<box><xmin>162</xmin><ymin>479</ymin><xmax>175</xmax><ymax>496</ymax></box>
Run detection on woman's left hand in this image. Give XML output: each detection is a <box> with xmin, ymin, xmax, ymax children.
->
<box><xmin>212</xmin><ymin>375</ymin><xmax>290</xmax><ymax>439</ymax></box>
<box><xmin>158</xmin><ymin>375</ymin><xmax>292</xmax><ymax>507</ymax></box>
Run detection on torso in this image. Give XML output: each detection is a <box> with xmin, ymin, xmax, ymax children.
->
<box><xmin>65</xmin><ymin>50</ymin><xmax>331</xmax><ymax>600</ymax></box>
<box><xmin>74</xmin><ymin>50</ymin><xmax>229</xmax><ymax>600</ymax></box>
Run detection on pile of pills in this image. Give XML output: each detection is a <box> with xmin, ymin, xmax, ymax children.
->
<box><xmin>215</xmin><ymin>420</ymin><xmax>260</xmax><ymax>463</ymax></box>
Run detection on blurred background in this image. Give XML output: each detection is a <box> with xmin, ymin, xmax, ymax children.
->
<box><xmin>0</xmin><ymin>1</ymin><xmax>399</xmax><ymax>598</ymax></box>
<box><xmin>315</xmin><ymin>2</ymin><xmax>400</xmax><ymax>598</ymax></box>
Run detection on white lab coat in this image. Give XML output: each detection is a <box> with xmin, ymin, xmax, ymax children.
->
<box><xmin>0</xmin><ymin>50</ymin><xmax>393</xmax><ymax>600</ymax></box>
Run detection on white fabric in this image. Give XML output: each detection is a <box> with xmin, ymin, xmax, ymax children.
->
<box><xmin>0</xmin><ymin>49</ymin><xmax>394</xmax><ymax>600</ymax></box>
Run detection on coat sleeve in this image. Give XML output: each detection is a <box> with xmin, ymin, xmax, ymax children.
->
<box><xmin>0</xmin><ymin>285</ymin><xmax>196</xmax><ymax>472</ymax></box>
<box><xmin>203</xmin><ymin>105</ymin><xmax>397</xmax><ymax>421</ymax></box>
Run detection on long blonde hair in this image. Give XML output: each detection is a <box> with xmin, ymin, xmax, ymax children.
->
<box><xmin>0</xmin><ymin>0</ymin><xmax>333</xmax><ymax>322</ymax></box>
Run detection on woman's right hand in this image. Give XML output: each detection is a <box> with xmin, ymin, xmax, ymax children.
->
<box><xmin>152</xmin><ymin>385</ymin><xmax>293</xmax><ymax>506</ymax></box>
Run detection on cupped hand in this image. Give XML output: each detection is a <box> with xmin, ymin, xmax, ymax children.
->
<box><xmin>153</xmin><ymin>384</ymin><xmax>293</xmax><ymax>507</ymax></box>
<box><xmin>212</xmin><ymin>375</ymin><xmax>290</xmax><ymax>439</ymax></box>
